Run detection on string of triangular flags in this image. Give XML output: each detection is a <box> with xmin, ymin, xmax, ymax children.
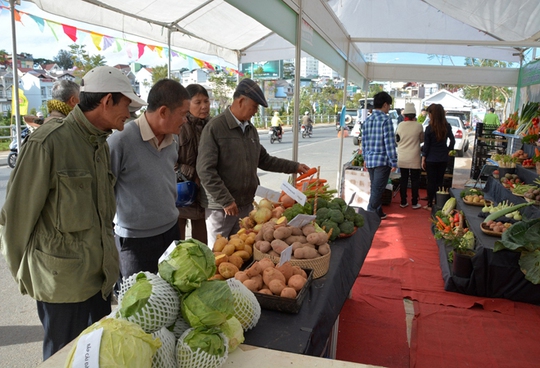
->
<box><xmin>0</xmin><ymin>5</ymin><xmax>243</xmax><ymax>76</ymax></box>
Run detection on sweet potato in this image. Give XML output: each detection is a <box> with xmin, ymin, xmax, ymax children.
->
<box><xmin>271</xmin><ymin>239</ymin><xmax>289</xmax><ymax>254</ymax></box>
<box><xmin>245</xmin><ymin>261</ymin><xmax>262</xmax><ymax>277</ymax></box>
<box><xmin>234</xmin><ymin>271</ymin><xmax>249</xmax><ymax>283</ymax></box>
<box><xmin>252</xmin><ymin>274</ymin><xmax>264</xmax><ymax>289</ymax></box>
<box><xmin>276</xmin><ymin>262</ymin><xmax>294</xmax><ymax>282</ymax></box>
<box><xmin>214</xmin><ymin>254</ymin><xmax>228</xmax><ymax>267</ymax></box>
<box><xmin>294</xmin><ymin>247</ymin><xmax>320</xmax><ymax>259</ymax></box>
<box><xmin>256</xmin><ymin>240</ymin><xmax>271</xmax><ymax>253</ymax></box>
<box><xmin>280</xmin><ymin>287</ymin><xmax>297</xmax><ymax>299</ymax></box>
<box><xmin>268</xmin><ymin>250</ymin><xmax>280</xmax><ymax>258</ymax></box>
<box><xmin>292</xmin><ymin>266</ymin><xmax>308</xmax><ymax>278</ymax></box>
<box><xmin>262</xmin><ymin>267</ymin><xmax>286</xmax><ymax>286</ymax></box>
<box><xmin>291</xmin><ymin>242</ymin><xmax>306</xmax><ymax>252</ymax></box>
<box><xmin>288</xmin><ymin>274</ymin><xmax>307</xmax><ymax>291</ymax></box>
<box><xmin>290</xmin><ymin>227</ymin><xmax>303</xmax><ymax>236</ymax></box>
<box><xmin>268</xmin><ymin>279</ymin><xmax>286</xmax><ymax>295</ymax></box>
<box><xmin>285</xmin><ymin>235</ymin><xmax>307</xmax><ymax>245</ymax></box>
<box><xmin>302</xmin><ymin>223</ymin><xmax>316</xmax><ymax>236</ymax></box>
<box><xmin>255</xmin><ymin>230</ymin><xmax>264</xmax><ymax>242</ymax></box>
<box><xmin>218</xmin><ymin>262</ymin><xmax>239</xmax><ymax>279</ymax></box>
<box><xmin>263</xmin><ymin>229</ymin><xmax>275</xmax><ymax>242</ymax></box>
<box><xmin>258</xmin><ymin>258</ymin><xmax>275</xmax><ymax>272</ymax></box>
<box><xmin>306</xmin><ymin>232</ymin><xmax>328</xmax><ymax>246</ymax></box>
<box><xmin>273</xmin><ymin>215</ymin><xmax>288</xmax><ymax>228</ymax></box>
<box><xmin>243</xmin><ymin>279</ymin><xmax>259</xmax><ymax>292</ymax></box>
<box><xmin>257</xmin><ymin>288</ymin><xmax>273</xmax><ymax>295</ymax></box>
<box><xmin>228</xmin><ymin>254</ymin><xmax>244</xmax><ymax>269</ymax></box>
<box><xmin>273</xmin><ymin>226</ymin><xmax>293</xmax><ymax>240</ymax></box>
<box><xmin>318</xmin><ymin>243</ymin><xmax>330</xmax><ymax>255</ymax></box>
<box><xmin>213</xmin><ymin>235</ymin><xmax>228</xmax><ymax>252</ymax></box>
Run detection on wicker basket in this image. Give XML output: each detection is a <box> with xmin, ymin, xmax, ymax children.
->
<box><xmin>253</xmin><ymin>247</ymin><xmax>331</xmax><ymax>279</ymax></box>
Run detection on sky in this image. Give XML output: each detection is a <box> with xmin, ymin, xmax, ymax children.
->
<box><xmin>0</xmin><ymin>0</ymin><xmax>234</xmax><ymax>70</ymax></box>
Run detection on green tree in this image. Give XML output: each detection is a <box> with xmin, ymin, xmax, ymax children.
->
<box><xmin>53</xmin><ymin>49</ymin><xmax>74</xmax><ymax>70</ymax></box>
<box><xmin>151</xmin><ymin>64</ymin><xmax>179</xmax><ymax>84</ymax></box>
<box><xmin>0</xmin><ymin>49</ymin><xmax>8</xmax><ymax>66</ymax></box>
<box><xmin>69</xmin><ymin>44</ymin><xmax>106</xmax><ymax>78</ymax></box>
<box><xmin>208</xmin><ymin>71</ymin><xmax>236</xmax><ymax>114</ymax></box>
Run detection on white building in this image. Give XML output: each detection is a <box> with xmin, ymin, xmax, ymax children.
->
<box><xmin>181</xmin><ymin>69</ymin><xmax>208</xmax><ymax>86</ymax></box>
<box><xmin>19</xmin><ymin>70</ymin><xmax>54</xmax><ymax>112</ymax></box>
<box><xmin>300</xmin><ymin>56</ymin><xmax>319</xmax><ymax>78</ymax></box>
<box><xmin>318</xmin><ymin>62</ymin><xmax>338</xmax><ymax>79</ymax></box>
<box><xmin>135</xmin><ymin>67</ymin><xmax>153</xmax><ymax>103</ymax></box>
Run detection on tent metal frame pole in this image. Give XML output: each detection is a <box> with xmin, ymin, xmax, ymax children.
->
<box><xmin>337</xmin><ymin>39</ymin><xmax>350</xmax><ymax>190</ymax></box>
<box><xmin>167</xmin><ymin>28</ymin><xmax>172</xmax><ymax>79</ymax></box>
<box><xmin>10</xmin><ymin>0</ymin><xmax>22</xmax><ymax>153</ymax></box>
<box><xmin>292</xmin><ymin>0</ymin><xmax>302</xmax><ymax>164</ymax></box>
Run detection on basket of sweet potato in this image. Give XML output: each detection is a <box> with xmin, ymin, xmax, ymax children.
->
<box><xmin>252</xmin><ymin>221</ymin><xmax>331</xmax><ymax>279</ymax></box>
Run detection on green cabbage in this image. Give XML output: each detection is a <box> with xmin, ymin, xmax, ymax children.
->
<box><xmin>220</xmin><ymin>317</ymin><xmax>244</xmax><ymax>352</ymax></box>
<box><xmin>64</xmin><ymin>318</ymin><xmax>161</xmax><ymax>368</ymax></box>
<box><xmin>158</xmin><ymin>238</ymin><xmax>216</xmax><ymax>293</ymax></box>
<box><xmin>179</xmin><ymin>327</ymin><xmax>227</xmax><ymax>357</ymax></box>
<box><xmin>181</xmin><ymin>280</ymin><xmax>234</xmax><ymax>328</ymax></box>
<box><xmin>117</xmin><ymin>273</ymin><xmax>152</xmax><ymax>319</ymax></box>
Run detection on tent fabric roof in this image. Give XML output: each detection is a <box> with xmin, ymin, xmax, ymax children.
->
<box><xmin>27</xmin><ymin>0</ymin><xmax>540</xmax><ymax>86</ymax></box>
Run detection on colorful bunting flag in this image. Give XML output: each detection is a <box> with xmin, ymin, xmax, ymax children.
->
<box><xmin>28</xmin><ymin>14</ymin><xmax>44</xmax><ymax>32</ymax></box>
<box><xmin>11</xmin><ymin>87</ymin><xmax>28</xmax><ymax>116</ymax></box>
<box><xmin>90</xmin><ymin>32</ymin><xmax>103</xmax><ymax>50</ymax></box>
<box><xmin>137</xmin><ymin>42</ymin><xmax>146</xmax><ymax>59</ymax></box>
<box><xmin>62</xmin><ymin>24</ymin><xmax>78</xmax><ymax>42</ymax></box>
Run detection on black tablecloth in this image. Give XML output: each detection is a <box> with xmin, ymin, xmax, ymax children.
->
<box><xmin>515</xmin><ymin>163</ymin><xmax>538</xmax><ymax>185</ymax></box>
<box><xmin>244</xmin><ymin>208</ymin><xmax>379</xmax><ymax>356</ymax></box>
<box><xmin>437</xmin><ymin>186</ymin><xmax>540</xmax><ymax>304</ymax></box>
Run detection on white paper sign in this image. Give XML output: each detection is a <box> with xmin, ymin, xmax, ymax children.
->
<box><xmin>255</xmin><ymin>185</ymin><xmax>281</xmax><ymax>203</ymax></box>
<box><xmin>158</xmin><ymin>240</ymin><xmax>179</xmax><ymax>264</ymax></box>
<box><xmin>288</xmin><ymin>214</ymin><xmax>316</xmax><ymax>228</ymax></box>
<box><xmin>278</xmin><ymin>246</ymin><xmax>293</xmax><ymax>266</ymax></box>
<box><xmin>280</xmin><ymin>181</ymin><xmax>307</xmax><ymax>206</ymax></box>
<box><xmin>72</xmin><ymin>327</ymin><xmax>103</xmax><ymax>368</ymax></box>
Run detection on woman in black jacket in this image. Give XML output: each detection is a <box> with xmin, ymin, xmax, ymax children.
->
<box><xmin>421</xmin><ymin>104</ymin><xmax>455</xmax><ymax>210</ymax></box>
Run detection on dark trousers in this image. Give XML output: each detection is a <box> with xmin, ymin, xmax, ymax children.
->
<box><xmin>116</xmin><ymin>221</ymin><xmax>180</xmax><ymax>280</ymax></box>
<box><xmin>426</xmin><ymin>161</ymin><xmax>448</xmax><ymax>207</ymax></box>
<box><xmin>399</xmin><ymin>168</ymin><xmax>421</xmax><ymax>205</ymax></box>
<box><xmin>37</xmin><ymin>291</ymin><xmax>111</xmax><ymax>361</ymax></box>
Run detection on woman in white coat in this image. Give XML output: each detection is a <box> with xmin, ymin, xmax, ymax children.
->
<box><xmin>395</xmin><ymin>103</ymin><xmax>424</xmax><ymax>209</ymax></box>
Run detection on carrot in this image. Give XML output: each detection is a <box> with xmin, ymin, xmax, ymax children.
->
<box><xmin>296</xmin><ymin>167</ymin><xmax>318</xmax><ymax>182</ymax></box>
<box><xmin>435</xmin><ymin>216</ymin><xmax>447</xmax><ymax>229</ymax></box>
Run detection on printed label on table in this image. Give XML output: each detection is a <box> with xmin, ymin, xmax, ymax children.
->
<box><xmin>279</xmin><ymin>245</ymin><xmax>293</xmax><ymax>266</ymax></box>
<box><xmin>72</xmin><ymin>327</ymin><xmax>103</xmax><ymax>368</ymax></box>
<box><xmin>281</xmin><ymin>181</ymin><xmax>307</xmax><ymax>206</ymax></box>
<box><xmin>255</xmin><ymin>185</ymin><xmax>281</xmax><ymax>203</ymax></box>
<box><xmin>288</xmin><ymin>214</ymin><xmax>316</xmax><ymax>228</ymax></box>
<box><xmin>159</xmin><ymin>240</ymin><xmax>179</xmax><ymax>264</ymax></box>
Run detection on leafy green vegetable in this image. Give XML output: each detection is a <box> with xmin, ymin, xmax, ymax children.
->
<box><xmin>118</xmin><ymin>273</ymin><xmax>152</xmax><ymax>318</ymax></box>
<box><xmin>181</xmin><ymin>280</ymin><xmax>234</xmax><ymax>328</ymax></box>
<box><xmin>315</xmin><ymin>207</ymin><xmax>330</xmax><ymax>222</ymax></box>
<box><xmin>494</xmin><ymin>218</ymin><xmax>540</xmax><ymax>284</ymax></box>
<box><xmin>220</xmin><ymin>317</ymin><xmax>244</xmax><ymax>352</ymax></box>
<box><xmin>158</xmin><ymin>238</ymin><xmax>216</xmax><ymax>293</ymax></box>
<box><xmin>339</xmin><ymin>220</ymin><xmax>355</xmax><ymax>235</ymax></box>
<box><xmin>181</xmin><ymin>327</ymin><xmax>226</xmax><ymax>357</ymax></box>
<box><xmin>353</xmin><ymin>213</ymin><xmax>364</xmax><ymax>228</ymax></box>
<box><xmin>65</xmin><ymin>318</ymin><xmax>161</xmax><ymax>368</ymax></box>
<box><xmin>328</xmin><ymin>209</ymin><xmax>344</xmax><ymax>224</ymax></box>
<box><xmin>331</xmin><ymin>197</ymin><xmax>347</xmax><ymax>208</ymax></box>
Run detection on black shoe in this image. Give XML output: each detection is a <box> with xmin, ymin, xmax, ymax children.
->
<box><xmin>379</xmin><ymin>213</ymin><xmax>388</xmax><ymax>220</ymax></box>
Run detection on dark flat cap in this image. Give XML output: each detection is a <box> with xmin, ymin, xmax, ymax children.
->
<box><xmin>235</xmin><ymin>78</ymin><xmax>268</xmax><ymax>107</ymax></box>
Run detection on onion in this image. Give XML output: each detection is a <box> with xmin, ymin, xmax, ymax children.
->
<box><xmin>239</xmin><ymin>216</ymin><xmax>255</xmax><ymax>229</ymax></box>
<box><xmin>253</xmin><ymin>207</ymin><xmax>272</xmax><ymax>224</ymax></box>
<box><xmin>258</xmin><ymin>198</ymin><xmax>274</xmax><ymax>210</ymax></box>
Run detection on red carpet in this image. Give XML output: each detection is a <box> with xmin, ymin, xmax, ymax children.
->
<box><xmin>336</xmin><ymin>189</ymin><xmax>540</xmax><ymax>367</ymax></box>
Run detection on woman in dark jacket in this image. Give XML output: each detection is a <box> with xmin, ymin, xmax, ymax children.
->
<box><xmin>177</xmin><ymin>84</ymin><xmax>210</xmax><ymax>244</ymax></box>
<box><xmin>421</xmin><ymin>103</ymin><xmax>455</xmax><ymax>210</ymax></box>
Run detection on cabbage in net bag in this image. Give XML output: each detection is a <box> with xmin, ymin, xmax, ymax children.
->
<box><xmin>117</xmin><ymin>272</ymin><xmax>180</xmax><ymax>333</ymax></box>
<box><xmin>176</xmin><ymin>327</ymin><xmax>228</xmax><ymax>368</ymax></box>
<box><xmin>226</xmin><ymin>278</ymin><xmax>261</xmax><ymax>330</ymax></box>
<box><xmin>151</xmin><ymin>326</ymin><xmax>177</xmax><ymax>368</ymax></box>
<box><xmin>168</xmin><ymin>313</ymin><xmax>191</xmax><ymax>340</ymax></box>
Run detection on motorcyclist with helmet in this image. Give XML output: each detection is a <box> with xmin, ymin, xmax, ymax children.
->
<box><xmin>271</xmin><ymin>111</ymin><xmax>284</xmax><ymax>138</ymax></box>
<box><xmin>302</xmin><ymin>111</ymin><xmax>313</xmax><ymax>135</ymax></box>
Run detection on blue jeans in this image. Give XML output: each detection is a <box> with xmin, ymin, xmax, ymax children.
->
<box><xmin>367</xmin><ymin>166</ymin><xmax>392</xmax><ymax>216</ymax></box>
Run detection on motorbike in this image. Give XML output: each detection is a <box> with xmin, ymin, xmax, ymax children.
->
<box><xmin>269</xmin><ymin>125</ymin><xmax>283</xmax><ymax>144</ymax></box>
<box><xmin>301</xmin><ymin>124</ymin><xmax>312</xmax><ymax>138</ymax></box>
<box><xmin>8</xmin><ymin>126</ymin><xmax>30</xmax><ymax>169</ymax></box>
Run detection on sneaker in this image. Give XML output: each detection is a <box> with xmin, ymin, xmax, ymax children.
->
<box><xmin>379</xmin><ymin>213</ymin><xmax>388</xmax><ymax>220</ymax></box>
<box><xmin>400</xmin><ymin>203</ymin><xmax>409</xmax><ymax>208</ymax></box>
<box><xmin>412</xmin><ymin>204</ymin><xmax>422</xmax><ymax>209</ymax></box>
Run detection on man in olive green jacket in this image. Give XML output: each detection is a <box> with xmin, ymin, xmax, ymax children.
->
<box><xmin>0</xmin><ymin>66</ymin><xmax>146</xmax><ymax>360</ymax></box>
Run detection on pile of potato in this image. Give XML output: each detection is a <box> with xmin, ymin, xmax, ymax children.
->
<box><xmin>236</xmin><ymin>259</ymin><xmax>308</xmax><ymax>299</ymax></box>
<box><xmin>210</xmin><ymin>229</ymin><xmax>256</xmax><ymax>280</ymax></box>
<box><xmin>253</xmin><ymin>221</ymin><xmax>330</xmax><ymax>260</ymax></box>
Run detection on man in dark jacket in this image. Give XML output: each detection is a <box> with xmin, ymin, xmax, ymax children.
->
<box><xmin>197</xmin><ymin>78</ymin><xmax>311</xmax><ymax>247</ymax></box>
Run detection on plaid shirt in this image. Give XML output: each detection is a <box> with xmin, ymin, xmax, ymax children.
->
<box><xmin>361</xmin><ymin>110</ymin><xmax>398</xmax><ymax>168</ymax></box>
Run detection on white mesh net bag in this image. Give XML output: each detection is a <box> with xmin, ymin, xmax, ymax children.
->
<box><xmin>117</xmin><ymin>271</ymin><xmax>180</xmax><ymax>333</ymax></box>
<box><xmin>169</xmin><ymin>313</ymin><xmax>191</xmax><ymax>340</ymax></box>
<box><xmin>226</xmin><ymin>278</ymin><xmax>261</xmax><ymax>330</ymax></box>
<box><xmin>176</xmin><ymin>327</ymin><xmax>229</xmax><ymax>368</ymax></box>
<box><xmin>151</xmin><ymin>326</ymin><xmax>177</xmax><ymax>368</ymax></box>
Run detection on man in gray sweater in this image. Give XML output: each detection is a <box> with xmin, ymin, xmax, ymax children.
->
<box><xmin>108</xmin><ymin>79</ymin><xmax>190</xmax><ymax>280</ymax></box>
<box><xmin>197</xmin><ymin>78</ymin><xmax>310</xmax><ymax>247</ymax></box>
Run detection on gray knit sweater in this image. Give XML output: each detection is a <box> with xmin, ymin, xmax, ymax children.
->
<box><xmin>108</xmin><ymin>120</ymin><xmax>179</xmax><ymax>237</ymax></box>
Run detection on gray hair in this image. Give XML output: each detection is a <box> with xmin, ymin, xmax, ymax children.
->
<box><xmin>52</xmin><ymin>80</ymin><xmax>80</xmax><ymax>103</ymax></box>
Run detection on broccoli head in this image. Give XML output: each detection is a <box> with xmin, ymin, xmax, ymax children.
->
<box><xmin>284</xmin><ymin>208</ymin><xmax>296</xmax><ymax>221</ymax></box>
<box><xmin>343</xmin><ymin>206</ymin><xmax>357</xmax><ymax>222</ymax></box>
<box><xmin>292</xmin><ymin>203</ymin><xmax>305</xmax><ymax>214</ymax></box>
<box><xmin>339</xmin><ymin>220</ymin><xmax>355</xmax><ymax>235</ymax></box>
<box><xmin>310</xmin><ymin>198</ymin><xmax>328</xmax><ymax>210</ymax></box>
<box><xmin>315</xmin><ymin>207</ymin><xmax>331</xmax><ymax>222</ymax></box>
<box><xmin>331</xmin><ymin>197</ymin><xmax>347</xmax><ymax>208</ymax></box>
<box><xmin>327</xmin><ymin>201</ymin><xmax>342</xmax><ymax>211</ymax></box>
<box><xmin>303</xmin><ymin>201</ymin><xmax>313</xmax><ymax>215</ymax></box>
<box><xmin>353</xmin><ymin>213</ymin><xmax>364</xmax><ymax>228</ymax></box>
<box><xmin>328</xmin><ymin>209</ymin><xmax>344</xmax><ymax>224</ymax></box>
<box><xmin>321</xmin><ymin>219</ymin><xmax>340</xmax><ymax>241</ymax></box>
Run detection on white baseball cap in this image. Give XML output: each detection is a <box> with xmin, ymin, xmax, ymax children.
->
<box><xmin>80</xmin><ymin>66</ymin><xmax>147</xmax><ymax>108</ymax></box>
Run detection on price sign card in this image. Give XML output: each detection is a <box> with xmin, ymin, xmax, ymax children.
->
<box><xmin>278</xmin><ymin>245</ymin><xmax>293</xmax><ymax>266</ymax></box>
<box><xmin>280</xmin><ymin>181</ymin><xmax>307</xmax><ymax>206</ymax></box>
<box><xmin>288</xmin><ymin>214</ymin><xmax>316</xmax><ymax>228</ymax></box>
<box><xmin>72</xmin><ymin>327</ymin><xmax>103</xmax><ymax>368</ymax></box>
<box><xmin>255</xmin><ymin>185</ymin><xmax>281</xmax><ymax>203</ymax></box>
